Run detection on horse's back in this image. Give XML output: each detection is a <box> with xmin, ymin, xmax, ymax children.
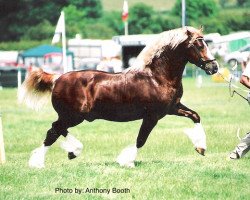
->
<box><xmin>52</xmin><ymin>70</ymin><xmax>124</xmax><ymax>114</ymax></box>
<box><xmin>51</xmin><ymin>69</ymin><xmax>181</xmax><ymax>122</ymax></box>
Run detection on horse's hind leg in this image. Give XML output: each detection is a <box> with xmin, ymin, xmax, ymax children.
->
<box><xmin>59</xmin><ymin>117</ymin><xmax>84</xmax><ymax>160</ymax></box>
<box><xmin>29</xmin><ymin>117</ymin><xmax>84</xmax><ymax>168</ymax></box>
<box><xmin>29</xmin><ymin>119</ymin><xmax>65</xmax><ymax>168</ymax></box>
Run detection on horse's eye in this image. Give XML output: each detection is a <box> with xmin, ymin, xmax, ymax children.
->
<box><xmin>195</xmin><ymin>40</ymin><xmax>205</xmax><ymax>50</ymax></box>
<box><xmin>197</xmin><ymin>45</ymin><xmax>204</xmax><ymax>50</ymax></box>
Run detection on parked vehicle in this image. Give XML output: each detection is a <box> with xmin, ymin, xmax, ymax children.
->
<box><xmin>224</xmin><ymin>44</ymin><xmax>250</xmax><ymax>67</ymax></box>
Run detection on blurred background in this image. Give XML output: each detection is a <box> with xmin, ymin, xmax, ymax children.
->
<box><xmin>0</xmin><ymin>0</ymin><xmax>249</xmax><ymax>86</ymax></box>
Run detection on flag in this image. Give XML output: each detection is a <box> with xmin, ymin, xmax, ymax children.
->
<box><xmin>51</xmin><ymin>11</ymin><xmax>68</xmax><ymax>72</ymax></box>
<box><xmin>122</xmin><ymin>0</ymin><xmax>128</xmax><ymax>22</ymax></box>
<box><xmin>52</xmin><ymin>12</ymin><xmax>65</xmax><ymax>44</ymax></box>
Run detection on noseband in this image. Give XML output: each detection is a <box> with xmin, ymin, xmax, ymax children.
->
<box><xmin>189</xmin><ymin>37</ymin><xmax>216</xmax><ymax>70</ymax></box>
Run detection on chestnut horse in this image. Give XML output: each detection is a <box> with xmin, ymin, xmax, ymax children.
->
<box><xmin>19</xmin><ymin>26</ymin><xmax>218</xmax><ymax>168</ymax></box>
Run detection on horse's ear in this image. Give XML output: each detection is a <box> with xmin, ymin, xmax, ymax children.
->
<box><xmin>199</xmin><ymin>25</ymin><xmax>203</xmax><ymax>32</ymax></box>
<box><xmin>186</xmin><ymin>27</ymin><xmax>192</xmax><ymax>38</ymax></box>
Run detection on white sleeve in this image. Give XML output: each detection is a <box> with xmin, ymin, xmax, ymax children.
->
<box><xmin>242</xmin><ymin>63</ymin><xmax>250</xmax><ymax>78</ymax></box>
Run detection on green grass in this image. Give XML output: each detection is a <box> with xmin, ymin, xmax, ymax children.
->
<box><xmin>0</xmin><ymin>77</ymin><xmax>250</xmax><ymax>199</ymax></box>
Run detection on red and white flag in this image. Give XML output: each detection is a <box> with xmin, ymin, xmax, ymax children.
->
<box><xmin>122</xmin><ymin>0</ymin><xmax>129</xmax><ymax>22</ymax></box>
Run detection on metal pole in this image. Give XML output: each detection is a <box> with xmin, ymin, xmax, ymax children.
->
<box><xmin>17</xmin><ymin>66</ymin><xmax>21</xmax><ymax>91</ymax></box>
<box><xmin>125</xmin><ymin>21</ymin><xmax>128</xmax><ymax>36</ymax></box>
<box><xmin>0</xmin><ymin>114</ymin><xmax>6</xmax><ymax>164</ymax></box>
<box><xmin>122</xmin><ymin>0</ymin><xmax>129</xmax><ymax>36</ymax></box>
<box><xmin>182</xmin><ymin>0</ymin><xmax>186</xmax><ymax>27</ymax></box>
<box><xmin>61</xmin><ymin>11</ymin><xmax>68</xmax><ymax>73</ymax></box>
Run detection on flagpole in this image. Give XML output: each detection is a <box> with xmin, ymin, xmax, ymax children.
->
<box><xmin>124</xmin><ymin>21</ymin><xmax>128</xmax><ymax>35</ymax></box>
<box><xmin>61</xmin><ymin>11</ymin><xmax>68</xmax><ymax>73</ymax></box>
<box><xmin>182</xmin><ymin>0</ymin><xmax>186</xmax><ymax>27</ymax></box>
<box><xmin>122</xmin><ymin>0</ymin><xmax>129</xmax><ymax>36</ymax></box>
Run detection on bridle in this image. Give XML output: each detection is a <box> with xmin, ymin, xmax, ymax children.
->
<box><xmin>188</xmin><ymin>37</ymin><xmax>216</xmax><ymax>70</ymax></box>
<box><xmin>189</xmin><ymin>36</ymin><xmax>249</xmax><ymax>103</ymax></box>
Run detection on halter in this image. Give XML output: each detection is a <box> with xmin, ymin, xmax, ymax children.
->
<box><xmin>188</xmin><ymin>37</ymin><xmax>216</xmax><ymax>70</ymax></box>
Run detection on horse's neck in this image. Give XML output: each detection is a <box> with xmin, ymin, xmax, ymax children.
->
<box><xmin>146</xmin><ymin>49</ymin><xmax>187</xmax><ymax>86</ymax></box>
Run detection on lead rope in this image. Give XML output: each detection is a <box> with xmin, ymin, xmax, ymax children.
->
<box><xmin>217</xmin><ymin>69</ymin><xmax>247</xmax><ymax>140</ymax></box>
<box><xmin>217</xmin><ymin>70</ymin><xmax>249</xmax><ymax>102</ymax></box>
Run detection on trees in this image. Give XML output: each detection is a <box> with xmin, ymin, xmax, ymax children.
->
<box><xmin>0</xmin><ymin>0</ymin><xmax>249</xmax><ymax>49</ymax></box>
<box><xmin>237</xmin><ymin>0</ymin><xmax>248</xmax><ymax>6</ymax></box>
<box><xmin>172</xmin><ymin>0</ymin><xmax>219</xmax><ymax>25</ymax></box>
<box><xmin>0</xmin><ymin>0</ymin><xmax>68</xmax><ymax>41</ymax></box>
<box><xmin>0</xmin><ymin>0</ymin><xmax>103</xmax><ymax>41</ymax></box>
<box><xmin>22</xmin><ymin>20</ymin><xmax>55</xmax><ymax>41</ymax></box>
<box><xmin>128</xmin><ymin>3</ymin><xmax>179</xmax><ymax>35</ymax></box>
<box><xmin>70</xmin><ymin>0</ymin><xmax>102</xmax><ymax>18</ymax></box>
<box><xmin>100</xmin><ymin>11</ymin><xmax>124</xmax><ymax>36</ymax></box>
<box><xmin>129</xmin><ymin>3</ymin><xmax>155</xmax><ymax>34</ymax></box>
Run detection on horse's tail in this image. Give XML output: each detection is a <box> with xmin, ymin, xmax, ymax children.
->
<box><xmin>18</xmin><ymin>68</ymin><xmax>61</xmax><ymax>110</ymax></box>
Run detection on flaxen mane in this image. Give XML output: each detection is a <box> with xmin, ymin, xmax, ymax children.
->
<box><xmin>123</xmin><ymin>26</ymin><xmax>200</xmax><ymax>73</ymax></box>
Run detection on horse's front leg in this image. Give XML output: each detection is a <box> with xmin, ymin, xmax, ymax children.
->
<box><xmin>171</xmin><ymin>103</ymin><xmax>206</xmax><ymax>156</ymax></box>
<box><xmin>117</xmin><ymin>115</ymin><xmax>158</xmax><ymax>167</ymax></box>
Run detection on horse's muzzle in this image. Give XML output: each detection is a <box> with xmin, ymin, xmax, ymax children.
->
<box><xmin>205</xmin><ymin>61</ymin><xmax>219</xmax><ymax>75</ymax></box>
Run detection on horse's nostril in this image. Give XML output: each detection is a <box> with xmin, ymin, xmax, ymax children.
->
<box><xmin>211</xmin><ymin>62</ymin><xmax>219</xmax><ymax>74</ymax></box>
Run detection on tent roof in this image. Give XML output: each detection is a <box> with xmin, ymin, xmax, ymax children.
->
<box><xmin>20</xmin><ymin>44</ymin><xmax>73</xmax><ymax>58</ymax></box>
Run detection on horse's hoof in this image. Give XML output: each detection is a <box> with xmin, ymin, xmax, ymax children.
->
<box><xmin>195</xmin><ymin>147</ymin><xmax>205</xmax><ymax>156</ymax></box>
<box><xmin>68</xmin><ymin>152</ymin><xmax>77</xmax><ymax>160</ymax></box>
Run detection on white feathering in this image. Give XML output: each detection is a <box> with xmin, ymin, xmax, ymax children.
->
<box><xmin>60</xmin><ymin>134</ymin><xmax>83</xmax><ymax>157</ymax></box>
<box><xmin>183</xmin><ymin>123</ymin><xmax>207</xmax><ymax>150</ymax></box>
<box><xmin>29</xmin><ymin>145</ymin><xmax>49</xmax><ymax>169</ymax></box>
<box><xmin>116</xmin><ymin>145</ymin><xmax>137</xmax><ymax>168</ymax></box>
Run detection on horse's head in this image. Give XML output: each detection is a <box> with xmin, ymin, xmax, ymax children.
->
<box><xmin>185</xmin><ymin>26</ymin><xmax>219</xmax><ymax>75</ymax></box>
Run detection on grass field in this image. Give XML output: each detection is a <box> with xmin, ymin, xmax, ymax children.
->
<box><xmin>0</xmin><ymin>77</ymin><xmax>250</xmax><ymax>199</ymax></box>
<box><xmin>102</xmin><ymin>0</ymin><xmax>176</xmax><ymax>11</ymax></box>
